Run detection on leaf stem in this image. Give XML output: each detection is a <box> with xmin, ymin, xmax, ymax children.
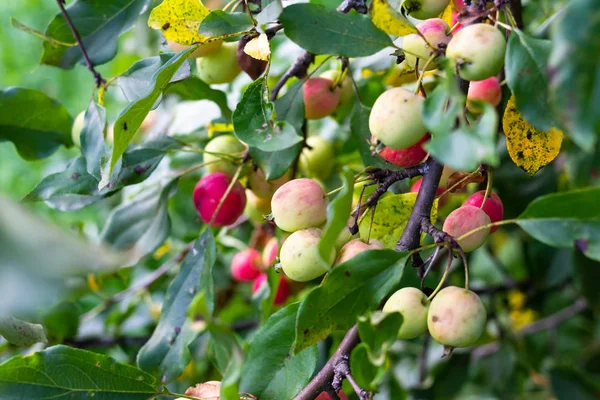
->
<box><xmin>413</xmin><ymin>54</ymin><xmax>437</xmax><ymax>95</ymax></box>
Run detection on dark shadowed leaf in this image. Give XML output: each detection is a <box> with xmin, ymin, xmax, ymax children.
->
<box><xmin>550</xmin><ymin>365</ymin><xmax>599</xmax><ymax>400</ymax></box>
<box><xmin>199</xmin><ymin>11</ymin><xmax>254</xmax><ymax>37</ymax></box>
<box><xmin>572</xmin><ymin>250</ymin><xmax>600</xmax><ymax>313</ymax></box>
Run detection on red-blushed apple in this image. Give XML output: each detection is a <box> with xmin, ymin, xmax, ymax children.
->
<box><xmin>303</xmin><ymin>77</ymin><xmax>341</xmax><ymax>120</ymax></box>
<box><xmin>231</xmin><ymin>249</ymin><xmax>263</xmax><ymax>282</ymax></box>
<box><xmin>320</xmin><ymin>69</ymin><xmax>354</xmax><ymax>120</ymax></box>
<box><xmin>403</xmin><ymin>18</ymin><xmax>452</xmax><ymax>71</ymax></box>
<box><xmin>193</xmin><ymin>172</ymin><xmax>247</xmax><ymax>227</ymax></box>
<box><xmin>196</xmin><ymin>42</ymin><xmax>242</xmax><ymax>84</ymax></box>
<box><xmin>315</xmin><ymin>390</ymin><xmax>349</xmax><ymax>400</ymax></box>
<box><xmin>299</xmin><ymin>136</ymin><xmax>336</xmax><ymax>180</ymax></box>
<box><xmin>410</xmin><ymin>178</ymin><xmax>448</xmax><ymax>207</ymax></box>
<box><xmin>369</xmin><ymin>88</ymin><xmax>428</xmax><ymax>150</ymax></box>
<box><xmin>452</xmin><ymin>0</ymin><xmax>465</xmax><ymax>10</ymax></box>
<box><xmin>335</xmin><ymin>238</ymin><xmax>384</xmax><ymax>266</ymax></box>
<box><xmin>383</xmin><ymin>287</ymin><xmax>429</xmax><ymax>339</ymax></box>
<box><xmin>463</xmin><ymin>190</ymin><xmax>503</xmax><ymax>233</ymax></box>
<box><xmin>252</xmin><ymin>273</ymin><xmax>290</xmax><ymax>305</ymax></box>
<box><xmin>451</xmin><ymin>11</ymin><xmax>463</xmax><ymax>32</ymax></box>
<box><xmin>404</xmin><ymin>0</ymin><xmax>450</xmax><ymax>19</ymax></box>
<box><xmin>446</xmin><ymin>24</ymin><xmax>506</xmax><ymax>81</ymax></box>
<box><xmin>442</xmin><ymin>205</ymin><xmax>491</xmax><ymax>252</ymax></box>
<box><xmin>248</xmin><ymin>168</ymin><xmax>289</xmax><ymax>199</ymax></box>
<box><xmin>467</xmin><ymin>77</ymin><xmax>502</xmax><ymax>112</ymax></box>
<box><xmin>427</xmin><ymin>286</ymin><xmax>486</xmax><ymax>348</ymax></box>
<box><xmin>271</xmin><ymin>178</ymin><xmax>328</xmax><ymax>232</ymax></box>
<box><xmin>280</xmin><ymin>228</ymin><xmax>335</xmax><ymax>282</ymax></box>
<box><xmin>168</xmin><ymin>39</ymin><xmax>223</xmax><ymax>58</ymax></box>
<box><xmin>378</xmin><ymin>134</ymin><xmax>430</xmax><ymax>168</ymax></box>
<box><xmin>203</xmin><ymin>134</ymin><xmax>246</xmax><ymax>175</ymax></box>
<box><xmin>262</xmin><ymin>237</ymin><xmax>279</xmax><ymax>267</ymax></box>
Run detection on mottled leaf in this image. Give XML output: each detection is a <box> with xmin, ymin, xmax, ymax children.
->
<box><xmin>370</xmin><ymin>0</ymin><xmax>417</xmax><ymax>37</ymax></box>
<box><xmin>148</xmin><ymin>0</ymin><xmax>212</xmax><ymax>45</ymax></box>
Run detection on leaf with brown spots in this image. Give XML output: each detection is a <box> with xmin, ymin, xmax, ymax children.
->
<box><xmin>503</xmin><ymin>96</ymin><xmax>563</xmax><ymax>176</ymax></box>
<box><xmin>370</xmin><ymin>0</ymin><xmax>417</xmax><ymax>37</ymax></box>
<box><xmin>148</xmin><ymin>0</ymin><xmax>212</xmax><ymax>45</ymax></box>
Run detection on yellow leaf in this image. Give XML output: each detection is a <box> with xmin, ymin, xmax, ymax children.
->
<box><xmin>359</xmin><ymin>193</ymin><xmax>438</xmax><ymax>249</ymax></box>
<box><xmin>503</xmin><ymin>96</ymin><xmax>563</xmax><ymax>176</ymax></box>
<box><xmin>207</xmin><ymin>122</ymin><xmax>234</xmax><ymax>138</ymax></box>
<box><xmin>439</xmin><ymin>2</ymin><xmax>454</xmax><ymax>27</ymax></box>
<box><xmin>148</xmin><ymin>0</ymin><xmax>211</xmax><ymax>45</ymax></box>
<box><xmin>370</xmin><ymin>0</ymin><xmax>417</xmax><ymax>37</ymax></box>
<box><xmin>244</xmin><ymin>33</ymin><xmax>270</xmax><ymax>61</ymax></box>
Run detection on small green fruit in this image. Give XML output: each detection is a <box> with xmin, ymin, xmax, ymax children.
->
<box><xmin>197</xmin><ymin>42</ymin><xmax>242</xmax><ymax>84</ymax></box>
<box><xmin>280</xmin><ymin>228</ymin><xmax>335</xmax><ymax>282</ymax></box>
<box><xmin>403</xmin><ymin>0</ymin><xmax>450</xmax><ymax>20</ymax></box>
<box><xmin>383</xmin><ymin>287</ymin><xmax>429</xmax><ymax>339</ymax></box>
<box><xmin>299</xmin><ymin>136</ymin><xmax>336</xmax><ymax>180</ymax></box>
<box><xmin>403</xmin><ymin>18</ymin><xmax>451</xmax><ymax>71</ymax></box>
<box><xmin>203</xmin><ymin>134</ymin><xmax>246</xmax><ymax>175</ymax></box>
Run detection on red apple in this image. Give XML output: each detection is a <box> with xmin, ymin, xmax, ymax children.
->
<box><xmin>378</xmin><ymin>134</ymin><xmax>430</xmax><ymax>168</ymax></box>
<box><xmin>262</xmin><ymin>237</ymin><xmax>279</xmax><ymax>267</ymax></box>
<box><xmin>231</xmin><ymin>249</ymin><xmax>263</xmax><ymax>281</ymax></box>
<box><xmin>410</xmin><ymin>178</ymin><xmax>447</xmax><ymax>207</ymax></box>
<box><xmin>315</xmin><ymin>390</ymin><xmax>349</xmax><ymax>400</ymax></box>
<box><xmin>303</xmin><ymin>77</ymin><xmax>341</xmax><ymax>120</ymax></box>
<box><xmin>193</xmin><ymin>172</ymin><xmax>246</xmax><ymax>227</ymax></box>
<box><xmin>463</xmin><ymin>190</ymin><xmax>503</xmax><ymax>233</ymax></box>
<box><xmin>252</xmin><ymin>273</ymin><xmax>290</xmax><ymax>305</ymax></box>
<box><xmin>467</xmin><ymin>77</ymin><xmax>502</xmax><ymax>112</ymax></box>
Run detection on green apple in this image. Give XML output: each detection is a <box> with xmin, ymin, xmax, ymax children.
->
<box><xmin>203</xmin><ymin>134</ymin><xmax>246</xmax><ymax>175</ymax></box>
<box><xmin>280</xmin><ymin>228</ymin><xmax>335</xmax><ymax>282</ymax></box>
<box><xmin>197</xmin><ymin>42</ymin><xmax>242</xmax><ymax>84</ymax></box>
<box><xmin>299</xmin><ymin>136</ymin><xmax>336</xmax><ymax>180</ymax></box>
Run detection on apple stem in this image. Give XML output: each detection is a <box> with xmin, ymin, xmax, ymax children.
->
<box><xmin>208</xmin><ymin>162</ymin><xmax>246</xmax><ymax>226</ymax></box>
<box><xmin>480</xmin><ymin>168</ymin><xmax>493</xmax><ymax>209</ymax></box>
<box><xmin>427</xmin><ymin>247</ymin><xmax>453</xmax><ymax>302</ymax></box>
<box><xmin>413</xmin><ymin>54</ymin><xmax>437</xmax><ymax>96</ymax></box>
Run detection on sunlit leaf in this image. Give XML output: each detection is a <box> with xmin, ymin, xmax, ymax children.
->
<box><xmin>244</xmin><ymin>33</ymin><xmax>270</xmax><ymax>61</ymax></box>
<box><xmin>370</xmin><ymin>0</ymin><xmax>416</xmax><ymax>37</ymax></box>
<box><xmin>148</xmin><ymin>0</ymin><xmax>213</xmax><ymax>45</ymax></box>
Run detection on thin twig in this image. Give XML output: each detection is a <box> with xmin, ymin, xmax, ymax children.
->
<box><xmin>270</xmin><ymin>52</ymin><xmax>315</xmax><ymax>101</ymax></box>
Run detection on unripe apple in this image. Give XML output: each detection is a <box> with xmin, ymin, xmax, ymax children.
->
<box><xmin>193</xmin><ymin>172</ymin><xmax>247</xmax><ymax>227</ymax></box>
<box><xmin>410</xmin><ymin>178</ymin><xmax>447</xmax><ymax>207</ymax></box>
<box><xmin>316</xmin><ymin>390</ymin><xmax>349</xmax><ymax>400</ymax></box>
<box><xmin>334</xmin><ymin>217</ymin><xmax>358</xmax><ymax>250</ymax></box>
<box><xmin>463</xmin><ymin>190</ymin><xmax>503</xmax><ymax>233</ymax></box>
<box><xmin>378</xmin><ymin>134</ymin><xmax>430</xmax><ymax>168</ymax></box>
<box><xmin>231</xmin><ymin>248</ymin><xmax>263</xmax><ymax>282</ymax></box>
<box><xmin>71</xmin><ymin>111</ymin><xmax>85</xmax><ymax>148</ymax></box>
<box><xmin>320</xmin><ymin>70</ymin><xmax>354</xmax><ymax>120</ymax></box>
<box><xmin>203</xmin><ymin>134</ymin><xmax>246</xmax><ymax>175</ymax></box>
<box><xmin>244</xmin><ymin>189</ymin><xmax>271</xmax><ymax>224</ymax></box>
<box><xmin>253</xmin><ymin>273</ymin><xmax>290</xmax><ymax>305</ymax></box>
<box><xmin>446</xmin><ymin>24</ymin><xmax>506</xmax><ymax>81</ymax></box>
<box><xmin>427</xmin><ymin>286</ymin><xmax>486</xmax><ymax>347</ymax></box>
<box><xmin>299</xmin><ymin>136</ymin><xmax>336</xmax><ymax>180</ymax></box>
<box><xmin>196</xmin><ymin>42</ymin><xmax>242</xmax><ymax>84</ymax></box>
<box><xmin>369</xmin><ymin>88</ymin><xmax>428</xmax><ymax>150</ymax></box>
<box><xmin>248</xmin><ymin>169</ymin><xmax>290</xmax><ymax>199</ymax></box>
<box><xmin>167</xmin><ymin>39</ymin><xmax>223</xmax><ymax>58</ymax></box>
<box><xmin>467</xmin><ymin>77</ymin><xmax>502</xmax><ymax>112</ymax></box>
<box><xmin>280</xmin><ymin>228</ymin><xmax>335</xmax><ymax>282</ymax></box>
<box><xmin>403</xmin><ymin>19</ymin><xmax>451</xmax><ymax>71</ymax></box>
<box><xmin>271</xmin><ymin>178</ymin><xmax>328</xmax><ymax>232</ymax></box>
<box><xmin>262</xmin><ymin>237</ymin><xmax>279</xmax><ymax>267</ymax></box>
<box><xmin>335</xmin><ymin>238</ymin><xmax>384</xmax><ymax>266</ymax></box>
<box><xmin>303</xmin><ymin>77</ymin><xmax>341</xmax><ymax>120</ymax></box>
<box><xmin>442</xmin><ymin>205</ymin><xmax>491</xmax><ymax>252</ymax></box>
<box><xmin>383</xmin><ymin>287</ymin><xmax>429</xmax><ymax>339</ymax></box>
<box><xmin>403</xmin><ymin>0</ymin><xmax>450</xmax><ymax>19</ymax></box>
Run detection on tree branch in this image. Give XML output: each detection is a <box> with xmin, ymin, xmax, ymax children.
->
<box><xmin>270</xmin><ymin>52</ymin><xmax>315</xmax><ymax>101</ymax></box>
<box><xmin>55</xmin><ymin>0</ymin><xmax>105</xmax><ymax>87</ymax></box>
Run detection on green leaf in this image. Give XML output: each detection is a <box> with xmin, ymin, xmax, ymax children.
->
<box><xmin>279</xmin><ymin>4</ymin><xmax>393</xmax><ymax>57</ymax></box>
<box><xmin>505</xmin><ymin>31</ymin><xmax>554</xmax><ymax>132</ymax></box>
<box><xmin>239</xmin><ymin>303</ymin><xmax>318</xmax><ymax>400</ymax></box>
<box><xmin>294</xmin><ymin>250</ymin><xmax>406</xmax><ymax>352</ymax></box>
<box><xmin>233</xmin><ymin>77</ymin><xmax>302</xmax><ymax>152</ymax></box>
<box><xmin>10</xmin><ymin>17</ymin><xmax>75</xmax><ymax>47</ymax></box>
<box><xmin>41</xmin><ymin>0</ymin><xmax>151</xmax><ymax>69</ymax></box>
<box><xmin>252</xmin><ymin>267</ymin><xmax>282</xmax><ymax>323</ymax></box>
<box><xmin>209</xmin><ymin>326</ymin><xmax>243</xmax><ymax>375</ymax></box>
<box><xmin>549</xmin><ymin>0</ymin><xmax>600</xmax><ymax>151</ymax></box>
<box><xmin>199</xmin><ymin>11</ymin><xmax>254</xmax><ymax>37</ymax></box>
<box><xmin>319</xmin><ymin>168</ymin><xmax>354</xmax><ymax>266</ymax></box>
<box><xmin>0</xmin><ymin>316</ymin><xmax>47</xmax><ymax>347</ymax></box>
<box><xmin>166</xmin><ymin>76</ymin><xmax>232</xmax><ymax>118</ymax></box>
<box><xmin>80</xmin><ymin>100</ymin><xmax>108</xmax><ymax>181</ymax></box>
<box><xmin>516</xmin><ymin>188</ymin><xmax>600</xmax><ymax>261</ymax></box>
<box><xmin>137</xmin><ymin>228</ymin><xmax>216</xmax><ymax>381</ymax></box>
<box><xmin>550</xmin><ymin>366</ymin><xmax>599</xmax><ymax>400</ymax></box>
<box><xmin>350</xmin><ymin>344</ymin><xmax>380</xmax><ymax>391</ymax></box>
<box><xmin>572</xmin><ymin>250</ymin><xmax>600</xmax><ymax>313</ymax></box>
<box><xmin>350</xmin><ymin>102</ymin><xmax>390</xmax><ymax>169</ymax></box>
<box><xmin>42</xmin><ymin>302</ymin><xmax>81</xmax><ymax>341</ymax></box>
<box><xmin>274</xmin><ymin>81</ymin><xmax>305</xmax><ymax>132</ymax></box>
<box><xmin>0</xmin><ymin>87</ymin><xmax>72</xmax><ymax>160</ymax></box>
<box><xmin>256</xmin><ymin>0</ymin><xmax>283</xmax><ymax>26</ymax></box>
<box><xmin>0</xmin><ymin>346</ymin><xmax>157</xmax><ymax>399</ymax></box>
<box><xmin>111</xmin><ymin>48</ymin><xmax>195</xmax><ymax>173</ymax></box>
<box><xmin>357</xmin><ymin>311</ymin><xmax>402</xmax><ymax>366</ymax></box>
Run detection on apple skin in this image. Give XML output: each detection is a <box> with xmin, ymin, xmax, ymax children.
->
<box><xmin>378</xmin><ymin>134</ymin><xmax>430</xmax><ymax>168</ymax></box>
<box><xmin>231</xmin><ymin>249</ymin><xmax>263</xmax><ymax>282</ymax></box>
<box><xmin>452</xmin><ymin>0</ymin><xmax>465</xmax><ymax>10</ymax></box>
<box><xmin>193</xmin><ymin>172</ymin><xmax>247</xmax><ymax>227</ymax></box>
<box><xmin>369</xmin><ymin>87</ymin><xmax>428</xmax><ymax>150</ymax></box>
<box><xmin>446</xmin><ymin>24</ymin><xmax>506</xmax><ymax>81</ymax></box>
<box><xmin>319</xmin><ymin>70</ymin><xmax>354</xmax><ymax>120</ymax></box>
<box><xmin>299</xmin><ymin>136</ymin><xmax>336</xmax><ymax>180</ymax></box>
<box><xmin>463</xmin><ymin>190</ymin><xmax>503</xmax><ymax>233</ymax></box>
<box><xmin>403</xmin><ymin>0</ymin><xmax>450</xmax><ymax>20</ymax></box>
<box><xmin>303</xmin><ymin>77</ymin><xmax>341</xmax><ymax>120</ymax></box>
<box><xmin>280</xmin><ymin>228</ymin><xmax>335</xmax><ymax>282</ymax></box>
<box><xmin>244</xmin><ymin>189</ymin><xmax>271</xmax><ymax>224</ymax></box>
<box><xmin>253</xmin><ymin>273</ymin><xmax>290</xmax><ymax>305</ymax></box>
<box><xmin>335</xmin><ymin>239</ymin><xmax>384</xmax><ymax>266</ymax></box>
<box><xmin>410</xmin><ymin>178</ymin><xmax>448</xmax><ymax>207</ymax></box>
<box><xmin>383</xmin><ymin>287</ymin><xmax>429</xmax><ymax>339</ymax></box>
<box><xmin>403</xmin><ymin>18</ymin><xmax>452</xmax><ymax>71</ymax></box>
<box><xmin>427</xmin><ymin>286</ymin><xmax>486</xmax><ymax>348</ymax></box>
<box><xmin>271</xmin><ymin>178</ymin><xmax>328</xmax><ymax>232</ymax></box>
<box><xmin>248</xmin><ymin>169</ymin><xmax>290</xmax><ymax>199</ymax></box>
<box><xmin>442</xmin><ymin>205</ymin><xmax>491</xmax><ymax>252</ymax></box>
<box><xmin>71</xmin><ymin>111</ymin><xmax>85</xmax><ymax>148</ymax></box>
<box><xmin>167</xmin><ymin>39</ymin><xmax>223</xmax><ymax>58</ymax></box>
<box><xmin>262</xmin><ymin>237</ymin><xmax>279</xmax><ymax>267</ymax></box>
<box><xmin>467</xmin><ymin>77</ymin><xmax>502</xmax><ymax>112</ymax></box>
<box><xmin>203</xmin><ymin>134</ymin><xmax>246</xmax><ymax>176</ymax></box>
<box><xmin>196</xmin><ymin>42</ymin><xmax>242</xmax><ymax>84</ymax></box>
<box><xmin>451</xmin><ymin>11</ymin><xmax>463</xmax><ymax>32</ymax></box>
<box><xmin>315</xmin><ymin>390</ymin><xmax>349</xmax><ymax>400</ymax></box>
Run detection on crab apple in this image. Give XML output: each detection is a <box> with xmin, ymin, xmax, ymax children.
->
<box><xmin>316</xmin><ymin>391</ymin><xmax>349</xmax><ymax>400</ymax></box>
<box><xmin>403</xmin><ymin>0</ymin><xmax>450</xmax><ymax>19</ymax></box>
<box><xmin>443</xmin><ymin>205</ymin><xmax>491</xmax><ymax>252</ymax></box>
<box><xmin>427</xmin><ymin>286</ymin><xmax>486</xmax><ymax>348</ymax></box>
<box><xmin>335</xmin><ymin>217</ymin><xmax>358</xmax><ymax>250</ymax></box>
<box><xmin>231</xmin><ymin>249</ymin><xmax>263</xmax><ymax>281</ymax></box>
<box><xmin>383</xmin><ymin>287</ymin><xmax>429</xmax><ymax>339</ymax></box>
<box><xmin>253</xmin><ymin>273</ymin><xmax>290</xmax><ymax>305</ymax></box>
<box><xmin>248</xmin><ymin>169</ymin><xmax>290</xmax><ymax>199</ymax></box>
<box><xmin>71</xmin><ymin>111</ymin><xmax>85</xmax><ymax>148</ymax></box>
<box><xmin>446</xmin><ymin>24</ymin><xmax>506</xmax><ymax>81</ymax></box>
<box><xmin>379</xmin><ymin>134</ymin><xmax>430</xmax><ymax>168</ymax></box>
<box><xmin>335</xmin><ymin>238</ymin><xmax>384</xmax><ymax>266</ymax></box>
<box><xmin>244</xmin><ymin>189</ymin><xmax>271</xmax><ymax>224</ymax></box>
<box><xmin>167</xmin><ymin>39</ymin><xmax>223</xmax><ymax>58</ymax></box>
<box><xmin>467</xmin><ymin>77</ymin><xmax>502</xmax><ymax>112</ymax></box>
<box><xmin>193</xmin><ymin>172</ymin><xmax>247</xmax><ymax>227</ymax></box>
<box><xmin>320</xmin><ymin>70</ymin><xmax>354</xmax><ymax>120</ymax></box>
<box><xmin>410</xmin><ymin>178</ymin><xmax>448</xmax><ymax>207</ymax></box>
<box><xmin>196</xmin><ymin>42</ymin><xmax>242</xmax><ymax>84</ymax></box>
<box><xmin>452</xmin><ymin>0</ymin><xmax>465</xmax><ymax>9</ymax></box>
<box><xmin>451</xmin><ymin>11</ymin><xmax>463</xmax><ymax>32</ymax></box>
<box><xmin>463</xmin><ymin>190</ymin><xmax>503</xmax><ymax>233</ymax></box>
<box><xmin>262</xmin><ymin>237</ymin><xmax>279</xmax><ymax>267</ymax></box>
<box><xmin>203</xmin><ymin>134</ymin><xmax>246</xmax><ymax>175</ymax></box>
<box><xmin>303</xmin><ymin>77</ymin><xmax>341</xmax><ymax>120</ymax></box>
<box><xmin>369</xmin><ymin>88</ymin><xmax>428</xmax><ymax>150</ymax></box>
<box><xmin>299</xmin><ymin>136</ymin><xmax>336</xmax><ymax>180</ymax></box>
<box><xmin>403</xmin><ymin>19</ymin><xmax>452</xmax><ymax>71</ymax></box>
<box><xmin>280</xmin><ymin>228</ymin><xmax>335</xmax><ymax>282</ymax></box>
<box><xmin>271</xmin><ymin>178</ymin><xmax>328</xmax><ymax>232</ymax></box>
